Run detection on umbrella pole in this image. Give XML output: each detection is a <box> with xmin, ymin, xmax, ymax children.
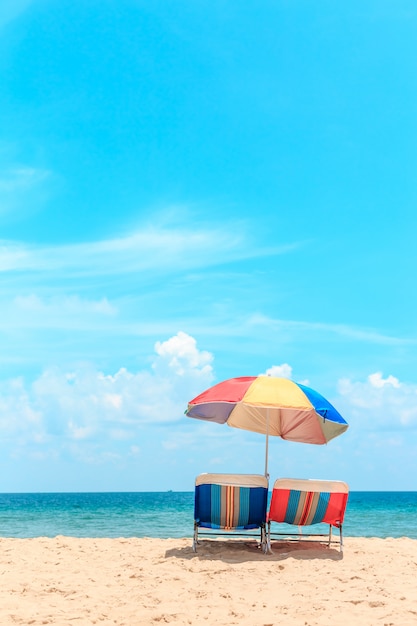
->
<box><xmin>264</xmin><ymin>408</ymin><xmax>269</xmax><ymax>479</ymax></box>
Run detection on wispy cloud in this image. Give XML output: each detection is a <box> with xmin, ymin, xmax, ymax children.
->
<box><xmin>13</xmin><ymin>294</ymin><xmax>117</xmax><ymax>316</ymax></box>
<box><xmin>4</xmin><ymin>295</ymin><xmax>117</xmax><ymax>328</ymax></box>
<box><xmin>246</xmin><ymin>313</ymin><xmax>415</xmax><ymax>346</ymax></box>
<box><xmin>0</xmin><ymin>0</ymin><xmax>33</xmax><ymax>30</ymax></box>
<box><xmin>0</xmin><ymin>224</ymin><xmax>299</xmax><ymax>276</ymax></box>
<box><xmin>0</xmin><ymin>167</ymin><xmax>51</xmax><ymax>215</ymax></box>
<box><xmin>0</xmin><ymin>167</ymin><xmax>50</xmax><ymax>193</ymax></box>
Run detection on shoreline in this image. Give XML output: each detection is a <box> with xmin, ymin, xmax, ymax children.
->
<box><xmin>1</xmin><ymin>536</ymin><xmax>417</xmax><ymax>624</ymax></box>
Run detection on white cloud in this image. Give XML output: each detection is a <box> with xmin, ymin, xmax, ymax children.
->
<box><xmin>2</xmin><ymin>332</ymin><xmax>416</xmax><ymax>480</ymax></box>
<box><xmin>247</xmin><ymin>314</ymin><xmax>414</xmax><ymax>347</ymax></box>
<box><xmin>7</xmin><ymin>295</ymin><xmax>118</xmax><ymax>329</ymax></box>
<box><xmin>263</xmin><ymin>363</ymin><xmax>293</xmax><ymax>378</ymax></box>
<box><xmin>0</xmin><ymin>167</ymin><xmax>51</xmax><ymax>215</ymax></box>
<box><xmin>337</xmin><ymin>372</ymin><xmax>417</xmax><ymax>429</ymax></box>
<box><xmin>154</xmin><ymin>331</ymin><xmax>213</xmax><ymax>376</ymax></box>
<box><xmin>0</xmin><ymin>294</ymin><xmax>118</xmax><ymax>339</ymax></box>
<box><xmin>0</xmin><ymin>1</ymin><xmax>33</xmax><ymax>30</ymax></box>
<box><xmin>0</xmin><ymin>223</ymin><xmax>297</xmax><ymax>277</ymax></box>
<box><xmin>0</xmin><ymin>332</ymin><xmax>214</xmax><ymax>459</ymax></box>
<box><xmin>0</xmin><ymin>167</ymin><xmax>49</xmax><ymax>192</ymax></box>
<box><xmin>0</xmin><ymin>241</ymin><xmax>31</xmax><ymax>271</ymax></box>
<box><xmin>368</xmin><ymin>372</ymin><xmax>400</xmax><ymax>389</ymax></box>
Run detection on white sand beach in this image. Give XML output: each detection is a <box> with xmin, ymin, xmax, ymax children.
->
<box><xmin>0</xmin><ymin>536</ymin><xmax>416</xmax><ymax>625</ymax></box>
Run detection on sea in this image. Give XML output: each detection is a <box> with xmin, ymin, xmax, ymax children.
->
<box><xmin>0</xmin><ymin>491</ymin><xmax>416</xmax><ymax>539</ymax></box>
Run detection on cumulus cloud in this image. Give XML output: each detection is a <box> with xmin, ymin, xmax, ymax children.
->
<box><xmin>263</xmin><ymin>363</ymin><xmax>293</xmax><ymax>378</ymax></box>
<box><xmin>0</xmin><ymin>332</ymin><xmax>214</xmax><ymax>460</ymax></box>
<box><xmin>367</xmin><ymin>372</ymin><xmax>400</xmax><ymax>389</ymax></box>
<box><xmin>154</xmin><ymin>331</ymin><xmax>213</xmax><ymax>377</ymax></box>
<box><xmin>0</xmin><ymin>377</ymin><xmax>43</xmax><ymax>440</ymax></box>
<box><xmin>337</xmin><ymin>372</ymin><xmax>417</xmax><ymax>429</ymax></box>
<box><xmin>2</xmin><ymin>336</ymin><xmax>416</xmax><ymax>475</ymax></box>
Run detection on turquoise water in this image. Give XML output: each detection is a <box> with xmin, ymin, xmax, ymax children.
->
<box><xmin>0</xmin><ymin>491</ymin><xmax>416</xmax><ymax>539</ymax></box>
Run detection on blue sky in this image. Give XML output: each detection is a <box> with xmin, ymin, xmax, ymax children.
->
<box><xmin>1</xmin><ymin>0</ymin><xmax>416</xmax><ymax>492</ymax></box>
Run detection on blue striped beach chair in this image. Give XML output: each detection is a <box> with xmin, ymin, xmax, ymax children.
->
<box><xmin>267</xmin><ymin>478</ymin><xmax>349</xmax><ymax>553</ymax></box>
<box><xmin>193</xmin><ymin>473</ymin><xmax>269</xmax><ymax>552</ymax></box>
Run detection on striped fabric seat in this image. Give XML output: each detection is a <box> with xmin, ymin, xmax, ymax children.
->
<box><xmin>193</xmin><ymin>474</ymin><xmax>268</xmax><ymax>552</ymax></box>
<box><xmin>267</xmin><ymin>478</ymin><xmax>349</xmax><ymax>552</ymax></box>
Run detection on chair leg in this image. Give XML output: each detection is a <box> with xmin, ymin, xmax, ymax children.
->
<box><xmin>192</xmin><ymin>523</ymin><xmax>198</xmax><ymax>553</ymax></box>
<box><xmin>260</xmin><ymin>525</ymin><xmax>267</xmax><ymax>553</ymax></box>
<box><xmin>265</xmin><ymin>522</ymin><xmax>272</xmax><ymax>554</ymax></box>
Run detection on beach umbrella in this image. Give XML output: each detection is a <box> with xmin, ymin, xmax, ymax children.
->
<box><xmin>185</xmin><ymin>376</ymin><xmax>348</xmax><ymax>477</ymax></box>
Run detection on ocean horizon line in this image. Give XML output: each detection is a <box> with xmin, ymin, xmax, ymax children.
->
<box><xmin>1</xmin><ymin>489</ymin><xmax>416</xmax><ymax>494</ymax></box>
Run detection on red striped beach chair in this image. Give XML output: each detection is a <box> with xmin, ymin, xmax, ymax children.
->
<box><xmin>193</xmin><ymin>473</ymin><xmax>269</xmax><ymax>552</ymax></box>
<box><xmin>267</xmin><ymin>478</ymin><xmax>349</xmax><ymax>553</ymax></box>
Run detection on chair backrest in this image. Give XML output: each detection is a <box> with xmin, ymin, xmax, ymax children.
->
<box><xmin>268</xmin><ymin>478</ymin><xmax>349</xmax><ymax>528</ymax></box>
<box><xmin>195</xmin><ymin>473</ymin><xmax>268</xmax><ymax>530</ymax></box>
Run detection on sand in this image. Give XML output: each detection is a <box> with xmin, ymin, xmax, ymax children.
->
<box><xmin>0</xmin><ymin>536</ymin><xmax>416</xmax><ymax>625</ymax></box>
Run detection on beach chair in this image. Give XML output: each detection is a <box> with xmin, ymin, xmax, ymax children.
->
<box><xmin>266</xmin><ymin>478</ymin><xmax>349</xmax><ymax>553</ymax></box>
<box><xmin>193</xmin><ymin>473</ymin><xmax>269</xmax><ymax>552</ymax></box>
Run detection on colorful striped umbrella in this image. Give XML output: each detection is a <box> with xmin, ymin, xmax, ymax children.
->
<box><xmin>186</xmin><ymin>376</ymin><xmax>348</xmax><ymax>477</ymax></box>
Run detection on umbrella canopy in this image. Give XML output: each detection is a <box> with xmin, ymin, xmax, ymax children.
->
<box><xmin>186</xmin><ymin>376</ymin><xmax>348</xmax><ymax>476</ymax></box>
